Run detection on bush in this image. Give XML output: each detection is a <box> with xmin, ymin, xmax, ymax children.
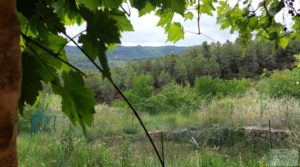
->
<box><xmin>84</xmin><ymin>73</ymin><xmax>116</xmax><ymax>104</ymax></box>
<box><xmin>256</xmin><ymin>69</ymin><xmax>300</xmax><ymax>98</ymax></box>
<box><xmin>194</xmin><ymin>76</ymin><xmax>251</xmax><ymax>100</ymax></box>
<box><xmin>140</xmin><ymin>82</ymin><xmax>198</xmax><ymax>114</ymax></box>
<box><xmin>119</xmin><ymin>74</ymin><xmax>154</xmax><ymax>111</ymax></box>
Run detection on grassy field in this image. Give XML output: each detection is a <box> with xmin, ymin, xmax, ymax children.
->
<box><xmin>17</xmin><ymin>89</ymin><xmax>300</xmax><ymax>167</ymax></box>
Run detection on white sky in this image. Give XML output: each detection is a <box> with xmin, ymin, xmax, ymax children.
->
<box><xmin>66</xmin><ymin>0</ymin><xmax>299</xmax><ymax>47</ymax></box>
<box><xmin>66</xmin><ymin>9</ymin><xmax>238</xmax><ymax>46</ymax></box>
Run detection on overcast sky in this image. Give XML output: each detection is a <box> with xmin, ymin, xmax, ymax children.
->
<box><xmin>66</xmin><ymin>9</ymin><xmax>238</xmax><ymax>47</ymax></box>
<box><xmin>66</xmin><ymin>0</ymin><xmax>299</xmax><ymax>47</ymax></box>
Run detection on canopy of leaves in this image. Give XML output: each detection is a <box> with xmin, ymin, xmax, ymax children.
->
<box><xmin>17</xmin><ymin>0</ymin><xmax>300</xmax><ymax>130</ymax></box>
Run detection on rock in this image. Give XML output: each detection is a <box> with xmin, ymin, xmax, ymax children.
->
<box><xmin>244</xmin><ymin>126</ymin><xmax>289</xmax><ymax>140</ymax></box>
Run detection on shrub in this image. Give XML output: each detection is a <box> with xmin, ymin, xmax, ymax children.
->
<box><xmin>194</xmin><ymin>76</ymin><xmax>251</xmax><ymax>100</ymax></box>
<box><xmin>256</xmin><ymin>69</ymin><xmax>300</xmax><ymax>99</ymax></box>
<box><xmin>84</xmin><ymin>73</ymin><xmax>116</xmax><ymax>103</ymax></box>
<box><xmin>115</xmin><ymin>74</ymin><xmax>154</xmax><ymax>111</ymax></box>
<box><xmin>124</xmin><ymin>74</ymin><xmax>153</xmax><ymax>100</ymax></box>
<box><xmin>140</xmin><ymin>82</ymin><xmax>198</xmax><ymax>114</ymax></box>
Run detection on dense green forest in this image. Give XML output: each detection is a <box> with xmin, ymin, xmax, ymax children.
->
<box><xmin>84</xmin><ymin>39</ymin><xmax>300</xmax><ymax>104</ymax></box>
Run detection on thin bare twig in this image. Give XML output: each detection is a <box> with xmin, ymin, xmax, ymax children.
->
<box><xmin>57</xmin><ymin>30</ymin><xmax>87</xmax><ymax>54</ymax></box>
<box><xmin>197</xmin><ymin>0</ymin><xmax>201</xmax><ymax>34</ymax></box>
<box><xmin>185</xmin><ymin>30</ymin><xmax>215</xmax><ymax>41</ymax></box>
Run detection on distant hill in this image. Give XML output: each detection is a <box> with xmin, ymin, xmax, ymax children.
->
<box><xmin>65</xmin><ymin>45</ymin><xmax>196</xmax><ymax>60</ymax></box>
<box><xmin>65</xmin><ymin>45</ymin><xmax>197</xmax><ymax>71</ymax></box>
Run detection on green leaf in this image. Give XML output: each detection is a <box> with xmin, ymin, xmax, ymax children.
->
<box><xmin>78</xmin><ymin>36</ymin><xmax>112</xmax><ymax>80</ymax></box>
<box><xmin>20</xmin><ymin>52</ymin><xmax>43</xmax><ymax>106</ymax></box>
<box><xmin>248</xmin><ymin>16</ymin><xmax>258</xmax><ymax>30</ymax></box>
<box><xmin>52</xmin><ymin>71</ymin><xmax>96</xmax><ymax>132</ymax></box>
<box><xmin>17</xmin><ymin>0</ymin><xmax>39</xmax><ymax>19</ymax></box>
<box><xmin>110</xmin><ymin>10</ymin><xmax>134</xmax><ymax>32</ymax></box>
<box><xmin>98</xmin><ymin>43</ymin><xmax>112</xmax><ymax>80</ymax></box>
<box><xmin>163</xmin><ymin>0</ymin><xmax>186</xmax><ymax>15</ymax></box>
<box><xmin>130</xmin><ymin>0</ymin><xmax>147</xmax><ymax>10</ymax></box>
<box><xmin>165</xmin><ymin>22</ymin><xmax>184</xmax><ymax>43</ymax></box>
<box><xmin>139</xmin><ymin>1</ymin><xmax>155</xmax><ymax>16</ymax></box>
<box><xmin>102</xmin><ymin>0</ymin><xmax>123</xmax><ymax>9</ymax></box>
<box><xmin>26</xmin><ymin>34</ymin><xmax>69</xmax><ymax>70</ymax></box>
<box><xmin>269</xmin><ymin>0</ymin><xmax>284</xmax><ymax>17</ymax></box>
<box><xmin>279</xmin><ymin>37</ymin><xmax>289</xmax><ymax>49</ymax></box>
<box><xmin>77</xmin><ymin>0</ymin><xmax>100</xmax><ymax>12</ymax></box>
<box><xmin>52</xmin><ymin>0</ymin><xmax>83</xmax><ymax>25</ymax></box>
<box><xmin>45</xmin><ymin>34</ymin><xmax>68</xmax><ymax>52</ymax></box>
<box><xmin>19</xmin><ymin>50</ymin><xmax>58</xmax><ymax>113</ymax></box>
<box><xmin>107</xmin><ymin>43</ymin><xmax>117</xmax><ymax>52</ymax></box>
<box><xmin>200</xmin><ymin>0</ymin><xmax>216</xmax><ymax>16</ymax></box>
<box><xmin>156</xmin><ymin>10</ymin><xmax>174</xmax><ymax>27</ymax></box>
<box><xmin>184</xmin><ymin>11</ymin><xmax>194</xmax><ymax>21</ymax></box>
<box><xmin>80</xmin><ymin>8</ymin><xmax>121</xmax><ymax>44</ymax></box>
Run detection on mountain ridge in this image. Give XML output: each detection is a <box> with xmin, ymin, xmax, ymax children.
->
<box><xmin>65</xmin><ymin>45</ymin><xmax>197</xmax><ymax>60</ymax></box>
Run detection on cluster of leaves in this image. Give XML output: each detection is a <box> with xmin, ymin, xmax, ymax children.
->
<box><xmin>256</xmin><ymin>68</ymin><xmax>300</xmax><ymax>98</ymax></box>
<box><xmin>217</xmin><ymin>0</ymin><xmax>300</xmax><ymax>48</ymax></box>
<box><xmin>194</xmin><ymin>76</ymin><xmax>251</xmax><ymax>100</ymax></box>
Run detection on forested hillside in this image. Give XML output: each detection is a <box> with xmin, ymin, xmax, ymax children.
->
<box><xmin>83</xmin><ymin>39</ymin><xmax>300</xmax><ymax>104</ymax></box>
<box><xmin>66</xmin><ymin>45</ymin><xmax>196</xmax><ymax>70</ymax></box>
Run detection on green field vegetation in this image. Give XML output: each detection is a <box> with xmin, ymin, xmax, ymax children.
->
<box><xmin>14</xmin><ymin>0</ymin><xmax>300</xmax><ymax>166</ymax></box>
<box><xmin>17</xmin><ymin>70</ymin><xmax>300</xmax><ymax>166</ymax></box>
<box><xmin>17</xmin><ymin>40</ymin><xmax>300</xmax><ymax>167</ymax></box>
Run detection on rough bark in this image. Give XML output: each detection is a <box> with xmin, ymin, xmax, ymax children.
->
<box><xmin>0</xmin><ymin>0</ymin><xmax>21</xmax><ymax>166</ymax></box>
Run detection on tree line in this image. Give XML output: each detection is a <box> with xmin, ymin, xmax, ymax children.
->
<box><xmin>85</xmin><ymin>39</ymin><xmax>300</xmax><ymax>104</ymax></box>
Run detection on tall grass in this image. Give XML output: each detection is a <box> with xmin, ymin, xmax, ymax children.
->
<box><xmin>17</xmin><ymin>89</ymin><xmax>300</xmax><ymax>166</ymax></box>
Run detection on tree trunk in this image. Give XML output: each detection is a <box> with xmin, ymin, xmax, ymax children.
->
<box><xmin>0</xmin><ymin>0</ymin><xmax>21</xmax><ymax>166</ymax></box>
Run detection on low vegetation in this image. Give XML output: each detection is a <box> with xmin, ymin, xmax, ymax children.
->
<box><xmin>18</xmin><ymin>70</ymin><xmax>300</xmax><ymax>166</ymax></box>
<box><xmin>17</xmin><ymin>41</ymin><xmax>300</xmax><ymax>166</ymax></box>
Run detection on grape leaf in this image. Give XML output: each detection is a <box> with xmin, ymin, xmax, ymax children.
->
<box><xmin>110</xmin><ymin>10</ymin><xmax>134</xmax><ymax>32</ymax></box>
<box><xmin>52</xmin><ymin>71</ymin><xmax>96</xmax><ymax>133</ymax></box>
<box><xmin>156</xmin><ymin>10</ymin><xmax>174</xmax><ymax>27</ymax></box>
<box><xmin>77</xmin><ymin>0</ymin><xmax>100</xmax><ymax>12</ymax></box>
<box><xmin>184</xmin><ymin>11</ymin><xmax>194</xmax><ymax>21</ymax></box>
<box><xmin>80</xmin><ymin>8</ymin><xmax>121</xmax><ymax>44</ymax></box>
<box><xmin>163</xmin><ymin>0</ymin><xmax>186</xmax><ymax>15</ymax></box>
<box><xmin>165</xmin><ymin>22</ymin><xmax>184</xmax><ymax>42</ymax></box>
<box><xmin>200</xmin><ymin>0</ymin><xmax>216</xmax><ymax>16</ymax></box>
<box><xmin>139</xmin><ymin>1</ymin><xmax>155</xmax><ymax>16</ymax></box>
<box><xmin>102</xmin><ymin>0</ymin><xmax>123</xmax><ymax>9</ymax></box>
